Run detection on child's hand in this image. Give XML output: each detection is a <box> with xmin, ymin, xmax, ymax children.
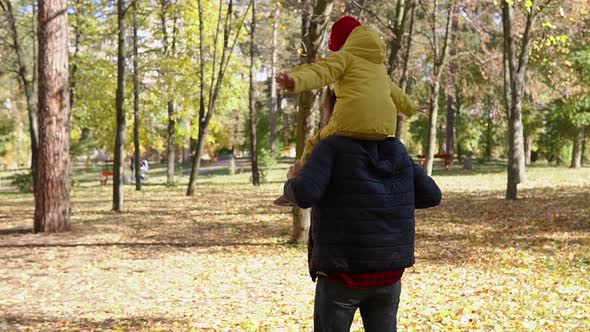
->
<box><xmin>276</xmin><ymin>73</ymin><xmax>295</xmax><ymax>91</ymax></box>
<box><xmin>417</xmin><ymin>105</ymin><xmax>430</xmax><ymax>113</ymax></box>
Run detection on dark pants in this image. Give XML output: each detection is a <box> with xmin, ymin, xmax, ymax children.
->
<box><xmin>314</xmin><ymin>276</ymin><xmax>401</xmax><ymax>332</ymax></box>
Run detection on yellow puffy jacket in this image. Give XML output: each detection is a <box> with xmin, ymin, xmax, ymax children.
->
<box><xmin>286</xmin><ymin>25</ymin><xmax>418</xmax><ymax>162</ymax></box>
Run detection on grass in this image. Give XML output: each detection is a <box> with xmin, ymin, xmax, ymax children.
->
<box><xmin>0</xmin><ymin>161</ymin><xmax>589</xmax><ymax>331</ymax></box>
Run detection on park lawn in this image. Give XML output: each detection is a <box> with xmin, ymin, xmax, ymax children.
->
<box><xmin>0</xmin><ymin>162</ymin><xmax>589</xmax><ymax>331</ymax></box>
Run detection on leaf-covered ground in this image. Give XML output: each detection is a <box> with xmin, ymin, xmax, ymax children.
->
<box><xmin>0</xmin><ymin>162</ymin><xmax>589</xmax><ymax>331</ymax></box>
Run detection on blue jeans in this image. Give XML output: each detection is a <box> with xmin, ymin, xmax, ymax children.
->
<box><xmin>314</xmin><ymin>276</ymin><xmax>401</xmax><ymax>332</ymax></box>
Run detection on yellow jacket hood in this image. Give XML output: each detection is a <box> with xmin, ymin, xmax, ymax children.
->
<box><xmin>341</xmin><ymin>25</ymin><xmax>386</xmax><ymax>64</ymax></box>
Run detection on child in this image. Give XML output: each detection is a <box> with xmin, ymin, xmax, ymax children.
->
<box><xmin>274</xmin><ymin>16</ymin><xmax>423</xmax><ymax>206</ymax></box>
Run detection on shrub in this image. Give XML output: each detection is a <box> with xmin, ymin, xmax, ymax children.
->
<box><xmin>10</xmin><ymin>172</ymin><xmax>33</xmax><ymax>193</ymax></box>
<box><xmin>259</xmin><ymin>148</ymin><xmax>277</xmax><ymax>183</ymax></box>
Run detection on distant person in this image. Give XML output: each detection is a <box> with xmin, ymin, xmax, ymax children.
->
<box><xmin>281</xmin><ymin>85</ymin><xmax>441</xmax><ymax>331</ymax></box>
<box><xmin>273</xmin><ymin>16</ymin><xmax>427</xmax><ymax>206</ymax></box>
<box><xmin>130</xmin><ymin>156</ymin><xmax>149</xmax><ymax>180</ymax></box>
<box><xmin>140</xmin><ymin>159</ymin><xmax>149</xmax><ymax>172</ymax></box>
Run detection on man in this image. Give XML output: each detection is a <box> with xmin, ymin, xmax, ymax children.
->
<box><xmin>283</xmin><ymin>134</ymin><xmax>441</xmax><ymax>331</ymax></box>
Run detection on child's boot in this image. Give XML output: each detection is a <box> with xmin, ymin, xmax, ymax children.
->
<box><xmin>273</xmin><ymin>194</ymin><xmax>294</xmax><ymax>207</ymax></box>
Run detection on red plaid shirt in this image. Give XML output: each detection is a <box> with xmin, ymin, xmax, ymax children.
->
<box><xmin>325</xmin><ymin>269</ymin><xmax>404</xmax><ymax>288</ymax></box>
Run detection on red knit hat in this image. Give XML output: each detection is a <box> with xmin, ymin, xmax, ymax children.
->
<box><xmin>329</xmin><ymin>16</ymin><xmax>362</xmax><ymax>51</ymax></box>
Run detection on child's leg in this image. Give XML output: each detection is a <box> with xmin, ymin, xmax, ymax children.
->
<box><xmin>300</xmin><ymin>130</ymin><xmax>323</xmax><ymax>164</ymax></box>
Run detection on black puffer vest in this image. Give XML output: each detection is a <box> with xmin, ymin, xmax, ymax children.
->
<box><xmin>283</xmin><ymin>136</ymin><xmax>441</xmax><ymax>279</ymax></box>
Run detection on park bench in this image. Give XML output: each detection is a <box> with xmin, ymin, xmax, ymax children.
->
<box><xmin>417</xmin><ymin>153</ymin><xmax>454</xmax><ymax>170</ymax></box>
<box><xmin>99</xmin><ymin>171</ymin><xmax>113</xmax><ymax>185</ymax></box>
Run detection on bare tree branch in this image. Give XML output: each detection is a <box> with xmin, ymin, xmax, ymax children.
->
<box><xmin>417</xmin><ymin>30</ymin><xmax>435</xmax><ymax>54</ymax></box>
<box><xmin>437</xmin><ymin>0</ymin><xmax>456</xmax><ymax>67</ymax></box>
<box><xmin>207</xmin><ymin>0</ymin><xmax>224</xmax><ymax>110</ymax></box>
<box><xmin>351</xmin><ymin>0</ymin><xmax>394</xmax><ymax>32</ymax></box>
<box><xmin>219</xmin><ymin>0</ymin><xmax>253</xmax><ymax>87</ymax></box>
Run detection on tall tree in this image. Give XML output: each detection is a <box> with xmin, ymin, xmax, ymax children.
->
<box><xmin>571</xmin><ymin>127</ymin><xmax>584</xmax><ymax>168</ymax></box>
<box><xmin>423</xmin><ymin>0</ymin><xmax>456</xmax><ymax>176</ymax></box>
<box><xmin>291</xmin><ymin>0</ymin><xmax>334</xmax><ymax>244</ymax></box>
<box><xmin>0</xmin><ymin>0</ymin><xmax>39</xmax><ymax>187</ymax></box>
<box><xmin>186</xmin><ymin>0</ymin><xmax>252</xmax><ymax>196</ymax></box>
<box><xmin>501</xmin><ymin>0</ymin><xmax>550</xmax><ymax>199</ymax></box>
<box><xmin>445</xmin><ymin>7</ymin><xmax>459</xmax><ymax>163</ymax></box>
<box><xmin>113</xmin><ymin>0</ymin><xmax>126</xmax><ymax>211</ymax></box>
<box><xmin>34</xmin><ymin>0</ymin><xmax>70</xmax><ymax>232</ymax></box>
<box><xmin>269</xmin><ymin>5</ymin><xmax>280</xmax><ymax>154</ymax></box>
<box><xmin>396</xmin><ymin>2</ymin><xmax>416</xmax><ymax>140</ymax></box>
<box><xmin>133</xmin><ymin>0</ymin><xmax>141</xmax><ymax>190</ymax></box>
<box><xmin>70</xmin><ymin>0</ymin><xmax>81</xmax><ymax>110</ymax></box>
<box><xmin>161</xmin><ymin>0</ymin><xmax>178</xmax><ymax>186</ymax></box>
<box><xmin>248</xmin><ymin>0</ymin><xmax>260</xmax><ymax>186</ymax></box>
<box><xmin>387</xmin><ymin>0</ymin><xmax>415</xmax><ymax>76</ymax></box>
<box><xmin>484</xmin><ymin>96</ymin><xmax>494</xmax><ymax>161</ymax></box>
<box><xmin>566</xmin><ymin>95</ymin><xmax>590</xmax><ymax>169</ymax></box>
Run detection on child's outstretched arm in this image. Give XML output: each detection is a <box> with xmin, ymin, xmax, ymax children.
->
<box><xmin>280</xmin><ymin>52</ymin><xmax>352</xmax><ymax>93</ymax></box>
<box><xmin>389</xmin><ymin>80</ymin><xmax>419</xmax><ymax>116</ymax></box>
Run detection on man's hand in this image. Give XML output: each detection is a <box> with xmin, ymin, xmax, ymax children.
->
<box><xmin>276</xmin><ymin>73</ymin><xmax>295</xmax><ymax>91</ymax></box>
<box><xmin>287</xmin><ymin>160</ymin><xmax>302</xmax><ymax>179</ymax></box>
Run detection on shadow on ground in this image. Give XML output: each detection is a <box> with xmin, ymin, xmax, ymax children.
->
<box><xmin>415</xmin><ymin>186</ymin><xmax>590</xmax><ymax>264</ymax></box>
<box><xmin>1</xmin><ymin>183</ymin><xmax>588</xmax><ymax>266</ymax></box>
<box><xmin>0</xmin><ymin>314</ymin><xmax>206</xmax><ymax>331</ymax></box>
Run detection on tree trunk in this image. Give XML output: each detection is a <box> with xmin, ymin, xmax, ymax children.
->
<box><xmin>229</xmin><ymin>153</ymin><xmax>236</xmax><ymax>175</ymax></box>
<box><xmin>582</xmin><ymin>129</ymin><xmax>587</xmax><ymax>166</ymax></box>
<box><xmin>571</xmin><ymin>128</ymin><xmax>583</xmax><ymax>169</ymax></box>
<box><xmin>34</xmin><ymin>0</ymin><xmax>70</xmax><ymax>232</ymax></box>
<box><xmin>166</xmin><ymin>100</ymin><xmax>175</xmax><ymax>185</ymax></box>
<box><xmin>133</xmin><ymin>0</ymin><xmax>141</xmax><ymax>190</ymax></box>
<box><xmin>292</xmin><ymin>89</ymin><xmax>317</xmax><ymax>244</ymax></box>
<box><xmin>424</xmin><ymin>0</ymin><xmax>455</xmax><ymax>176</ymax></box>
<box><xmin>503</xmin><ymin>42</ymin><xmax>518</xmax><ymax>198</ymax></box>
<box><xmin>445</xmin><ymin>9</ymin><xmax>458</xmax><ymax>165</ymax></box>
<box><xmin>187</xmin><ymin>124</ymin><xmax>208</xmax><ymax>196</ymax></box>
<box><xmin>187</xmin><ymin>0</ymin><xmax>208</xmax><ymax>196</ymax></box>
<box><xmin>249</xmin><ymin>0</ymin><xmax>260</xmax><ymax>186</ymax></box>
<box><xmin>387</xmin><ymin>0</ymin><xmax>414</xmax><ymax>78</ymax></box>
<box><xmin>512</xmin><ymin>102</ymin><xmax>526</xmax><ymax>182</ymax></box>
<box><xmin>505</xmin><ymin>99</ymin><xmax>519</xmax><ymax>199</ymax></box>
<box><xmin>524</xmin><ymin>135</ymin><xmax>532</xmax><ymax>166</ymax></box>
<box><xmin>425</xmin><ymin>77</ymin><xmax>440</xmax><ymax>175</ymax></box>
<box><xmin>160</xmin><ymin>0</ymin><xmax>177</xmax><ymax>186</ymax></box>
<box><xmin>292</xmin><ymin>0</ymin><xmax>334</xmax><ymax>244</ymax></box>
<box><xmin>395</xmin><ymin>2</ymin><xmax>416</xmax><ymax>140</ymax></box>
<box><xmin>269</xmin><ymin>6</ymin><xmax>279</xmax><ymax>154</ymax></box>
<box><xmin>445</xmin><ymin>84</ymin><xmax>455</xmax><ymax>162</ymax></box>
<box><xmin>1</xmin><ymin>0</ymin><xmax>39</xmax><ymax>187</ymax></box>
<box><xmin>70</xmin><ymin>0</ymin><xmax>81</xmax><ymax>110</ymax></box>
<box><xmin>485</xmin><ymin>102</ymin><xmax>493</xmax><ymax>161</ymax></box>
<box><xmin>113</xmin><ymin>0</ymin><xmax>126</xmax><ymax>211</ymax></box>
<box><xmin>187</xmin><ymin>0</ymin><xmax>249</xmax><ymax>196</ymax></box>
<box><xmin>502</xmin><ymin>1</ymin><xmax>536</xmax><ymax>199</ymax></box>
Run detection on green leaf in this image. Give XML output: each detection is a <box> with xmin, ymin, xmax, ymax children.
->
<box><xmin>525</xmin><ymin>0</ymin><xmax>533</xmax><ymax>9</ymax></box>
<box><xmin>558</xmin><ymin>35</ymin><xmax>568</xmax><ymax>43</ymax></box>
